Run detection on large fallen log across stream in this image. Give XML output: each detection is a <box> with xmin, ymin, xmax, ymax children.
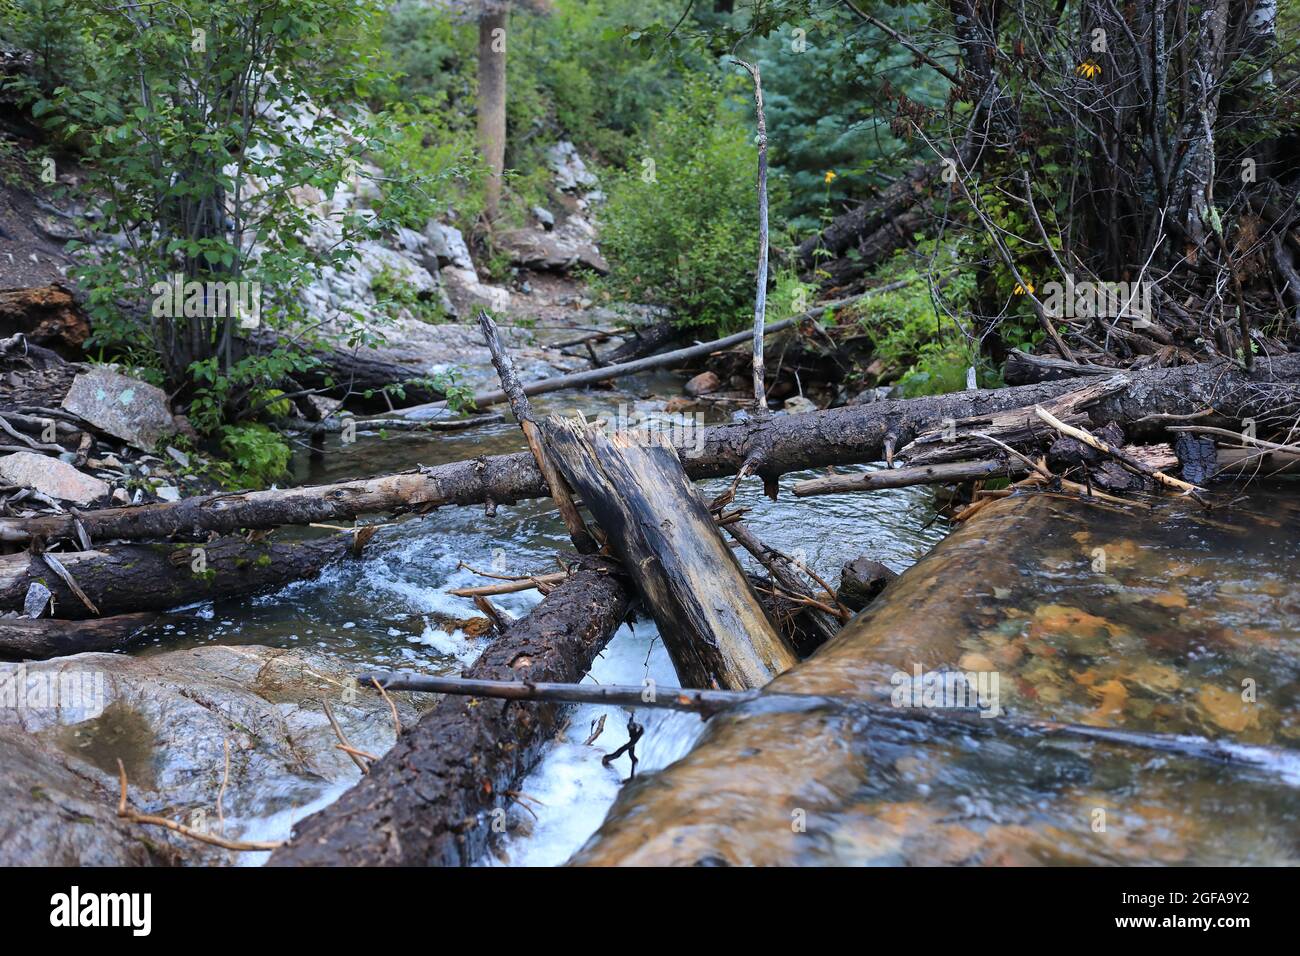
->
<box><xmin>2</xmin><ymin>353</ymin><xmax>1297</xmax><ymax>545</ymax></box>
<box><xmin>268</xmin><ymin>559</ymin><xmax>630</xmax><ymax>867</ymax></box>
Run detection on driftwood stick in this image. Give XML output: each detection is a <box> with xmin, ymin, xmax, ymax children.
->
<box><xmin>733</xmin><ymin>57</ymin><xmax>770</xmax><ymax>412</ymax></box>
<box><xmin>723</xmin><ymin>520</ymin><xmax>847</xmax><ymax>638</ymax></box>
<box><xmin>361</xmin><ymin>673</ymin><xmax>1300</xmax><ymax>777</ymax></box>
<box><xmin>448</xmin><ymin>572</ymin><xmax>567</xmax><ymax>597</ymax></box>
<box><xmin>794</xmin><ymin>459</ymin><xmax>1028</xmax><ymax>496</ymax></box>
<box><xmin>115</xmin><ymin>759</ymin><xmax>283</xmax><ymax>852</ymax></box>
<box><xmin>478</xmin><ymin>310</ymin><xmax>599</xmax><ymax>554</ymax></box>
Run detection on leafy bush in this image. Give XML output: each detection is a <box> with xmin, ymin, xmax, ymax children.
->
<box><xmin>217</xmin><ymin>424</ymin><xmax>292</xmax><ymax>489</ymax></box>
<box><xmin>597</xmin><ymin>78</ymin><xmax>773</xmax><ymax>334</ymax></box>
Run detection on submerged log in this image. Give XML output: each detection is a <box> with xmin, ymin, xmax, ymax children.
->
<box><xmin>2</xmin><ymin>353</ymin><xmax>1297</xmax><ymax>545</ymax></box>
<box><xmin>0</xmin><ymin>612</ymin><xmax>158</xmax><ymax>660</ymax></box>
<box><xmin>268</xmin><ymin>560</ymin><xmax>630</xmax><ymax>867</ymax></box>
<box><xmin>571</xmin><ymin>492</ymin><xmax>1300</xmax><ymax>865</ymax></box>
<box><xmin>543</xmin><ymin>418</ymin><xmax>799</xmax><ymax>689</ymax></box>
<box><xmin>0</xmin><ymin>533</ymin><xmax>360</xmax><ymax>619</ymax></box>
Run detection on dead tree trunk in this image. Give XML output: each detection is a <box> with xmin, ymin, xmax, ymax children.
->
<box><xmin>3</xmin><ymin>354</ymin><xmax>1297</xmax><ymax>545</ymax></box>
<box><xmin>543</xmin><ymin>419</ymin><xmax>798</xmax><ymax>689</ymax></box>
<box><xmin>0</xmin><ymin>612</ymin><xmax>157</xmax><ymax>660</ymax></box>
<box><xmin>268</xmin><ymin>560</ymin><xmax>630</xmax><ymax>867</ymax></box>
<box><xmin>249</xmin><ymin>332</ymin><xmax>448</xmax><ymax>413</ymax></box>
<box><xmin>0</xmin><ymin>533</ymin><xmax>361</xmax><ymax>619</ymax></box>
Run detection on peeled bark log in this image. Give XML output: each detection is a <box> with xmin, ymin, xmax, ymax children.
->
<box><xmin>543</xmin><ymin>419</ymin><xmax>798</xmax><ymax>689</ymax></box>
<box><xmin>268</xmin><ymin>560</ymin><xmax>630</xmax><ymax>867</ymax></box>
<box><xmin>0</xmin><ymin>534</ymin><xmax>358</xmax><ymax>619</ymax></box>
<box><xmin>3</xmin><ymin>354</ymin><xmax>1298</xmax><ymax>545</ymax></box>
<box><xmin>0</xmin><ymin>612</ymin><xmax>157</xmax><ymax>660</ymax></box>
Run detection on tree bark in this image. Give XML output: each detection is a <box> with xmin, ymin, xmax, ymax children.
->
<box><xmin>3</xmin><ymin>354</ymin><xmax>1297</xmax><ymax>545</ymax></box>
<box><xmin>0</xmin><ymin>534</ymin><xmax>359</xmax><ymax>619</ymax></box>
<box><xmin>794</xmin><ymin>163</ymin><xmax>936</xmax><ymax>270</ymax></box>
<box><xmin>543</xmin><ymin>418</ymin><xmax>798</xmax><ymax>689</ymax></box>
<box><xmin>0</xmin><ymin>612</ymin><xmax>158</xmax><ymax>661</ymax></box>
<box><xmin>477</xmin><ymin>6</ymin><xmax>509</xmax><ymax>222</ymax></box>
<box><xmin>249</xmin><ymin>332</ymin><xmax>448</xmax><ymax>413</ymax></box>
<box><xmin>268</xmin><ymin>560</ymin><xmax>630</xmax><ymax>867</ymax></box>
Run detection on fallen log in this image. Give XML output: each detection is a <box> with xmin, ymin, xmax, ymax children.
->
<box><xmin>1002</xmin><ymin>348</ymin><xmax>1117</xmax><ymax>385</ymax></box>
<box><xmin>3</xmin><ymin>353</ymin><xmax>1297</xmax><ymax>545</ymax></box>
<box><xmin>794</xmin><ymin>459</ymin><xmax>1028</xmax><ymax>496</ymax></box>
<box><xmin>543</xmin><ymin>418</ymin><xmax>799</xmax><ymax>689</ymax></box>
<box><xmin>478</xmin><ymin>310</ymin><xmax>598</xmax><ymax>554</ymax></box>
<box><xmin>397</xmin><ymin>291</ymin><xmax>882</xmax><ymax>417</ymax></box>
<box><xmin>0</xmin><ymin>612</ymin><xmax>158</xmax><ymax>660</ymax></box>
<box><xmin>268</xmin><ymin>560</ymin><xmax>631</xmax><ymax>867</ymax></box>
<box><xmin>794</xmin><ymin>162</ymin><xmax>936</xmax><ymax>270</ymax></box>
<box><xmin>0</xmin><ymin>533</ymin><xmax>362</xmax><ymax>619</ymax></box>
<box><xmin>600</xmin><ymin>319</ymin><xmax>684</xmax><ymax>363</ymax></box>
<box><xmin>284</xmin><ymin>412</ymin><xmax>504</xmax><ymax>434</ymax></box>
<box><xmin>399</xmin><ymin>314</ymin><xmax>812</xmax><ymax>416</ymax></box>
<box><xmin>250</xmin><ymin>332</ymin><xmax>447</xmax><ymax>413</ymax></box>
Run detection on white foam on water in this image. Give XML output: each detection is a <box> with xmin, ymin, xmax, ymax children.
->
<box><xmin>488</xmin><ymin>620</ymin><xmax>707</xmax><ymax>867</ymax></box>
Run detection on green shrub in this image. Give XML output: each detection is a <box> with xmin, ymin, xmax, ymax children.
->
<box><xmin>217</xmin><ymin>424</ymin><xmax>291</xmax><ymax>488</ymax></box>
<box><xmin>597</xmin><ymin>78</ymin><xmax>774</xmax><ymax>334</ymax></box>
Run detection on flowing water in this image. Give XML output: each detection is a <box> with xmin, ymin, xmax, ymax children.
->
<box><xmin>126</xmin><ymin>367</ymin><xmax>1300</xmax><ymax>866</ymax></box>
<box><xmin>131</xmin><ymin>372</ymin><xmax>947</xmax><ymax>864</ymax></box>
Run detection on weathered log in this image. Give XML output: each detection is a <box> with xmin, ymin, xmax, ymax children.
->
<box><xmin>542</xmin><ymin>418</ymin><xmax>798</xmax><ymax>689</ymax></box>
<box><xmin>0</xmin><ymin>533</ymin><xmax>360</xmax><ymax>619</ymax></box>
<box><xmin>794</xmin><ymin>163</ymin><xmax>936</xmax><ymax>270</ymax></box>
<box><xmin>284</xmin><ymin>412</ymin><xmax>504</xmax><ymax>434</ymax></box>
<box><xmin>250</xmin><ymin>332</ymin><xmax>446</xmax><ymax>413</ymax></box>
<box><xmin>795</xmin><ymin>459</ymin><xmax>1027</xmax><ymax>496</ymax></box>
<box><xmin>897</xmin><ymin>372</ymin><xmax>1130</xmax><ymax>468</ymax></box>
<box><xmin>399</xmin><ymin>314</ymin><xmax>811</xmax><ymax>416</ymax></box>
<box><xmin>3</xmin><ymin>353</ymin><xmax>1298</xmax><ymax>545</ymax></box>
<box><xmin>601</xmin><ymin>319</ymin><xmax>684</xmax><ymax>364</ymax></box>
<box><xmin>0</xmin><ymin>612</ymin><xmax>158</xmax><ymax>660</ymax></box>
<box><xmin>268</xmin><ymin>560</ymin><xmax>631</xmax><ymax>867</ymax></box>
<box><xmin>478</xmin><ymin>310</ymin><xmax>598</xmax><ymax>554</ymax></box>
<box><xmin>1002</xmin><ymin>348</ymin><xmax>1117</xmax><ymax>385</ymax></box>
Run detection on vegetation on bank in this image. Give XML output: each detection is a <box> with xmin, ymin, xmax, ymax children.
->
<box><xmin>5</xmin><ymin>0</ymin><xmax>1294</xmax><ymax>489</ymax></box>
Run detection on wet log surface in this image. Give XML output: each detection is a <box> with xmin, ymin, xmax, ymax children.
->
<box><xmin>0</xmin><ymin>611</ymin><xmax>157</xmax><ymax>660</ymax></box>
<box><xmin>543</xmin><ymin>418</ymin><xmax>799</xmax><ymax>689</ymax></box>
<box><xmin>0</xmin><ymin>534</ymin><xmax>357</xmax><ymax>619</ymax></box>
<box><xmin>571</xmin><ymin>491</ymin><xmax>1300</xmax><ymax>865</ymax></box>
<box><xmin>268</xmin><ymin>560</ymin><xmax>631</xmax><ymax>867</ymax></box>
<box><xmin>3</xmin><ymin>353</ymin><xmax>1298</xmax><ymax>545</ymax></box>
